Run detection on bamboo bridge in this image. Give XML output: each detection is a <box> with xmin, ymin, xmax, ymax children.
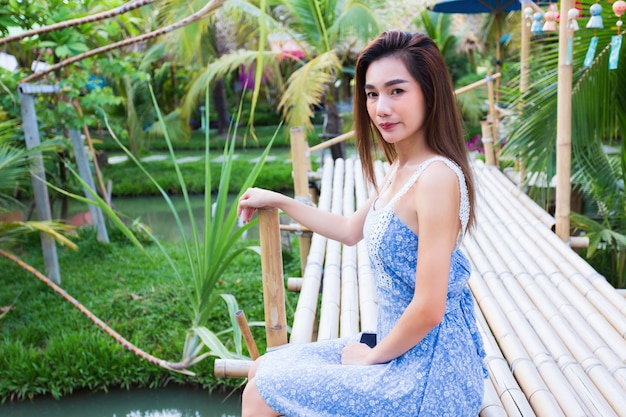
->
<box><xmin>215</xmin><ymin>108</ymin><xmax>626</xmax><ymax>417</ymax></box>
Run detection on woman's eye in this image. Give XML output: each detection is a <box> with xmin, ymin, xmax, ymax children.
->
<box><xmin>391</xmin><ymin>88</ymin><xmax>403</xmax><ymax>95</ymax></box>
<box><xmin>366</xmin><ymin>91</ymin><xmax>378</xmax><ymax>98</ymax></box>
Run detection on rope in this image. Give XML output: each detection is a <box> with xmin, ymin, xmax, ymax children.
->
<box><xmin>0</xmin><ymin>248</ymin><xmax>194</xmax><ymax>375</ymax></box>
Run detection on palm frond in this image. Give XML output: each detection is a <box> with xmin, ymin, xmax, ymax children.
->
<box><xmin>0</xmin><ymin>220</ymin><xmax>77</xmax><ymax>250</ymax></box>
<box><xmin>180</xmin><ymin>49</ymin><xmax>276</xmax><ymax>119</ymax></box>
<box><xmin>278</xmin><ymin>50</ymin><xmax>341</xmax><ymax>131</ymax></box>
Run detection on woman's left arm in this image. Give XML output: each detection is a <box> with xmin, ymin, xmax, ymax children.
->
<box><xmin>342</xmin><ymin>163</ymin><xmax>461</xmax><ymax>365</ymax></box>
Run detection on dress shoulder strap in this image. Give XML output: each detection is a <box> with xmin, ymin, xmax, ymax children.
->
<box><xmin>389</xmin><ymin>156</ymin><xmax>470</xmax><ymax>241</ymax></box>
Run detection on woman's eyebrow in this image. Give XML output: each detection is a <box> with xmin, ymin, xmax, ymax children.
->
<box><xmin>364</xmin><ymin>79</ymin><xmax>409</xmax><ymax>90</ymax></box>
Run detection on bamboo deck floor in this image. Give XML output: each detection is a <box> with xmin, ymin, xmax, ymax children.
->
<box><xmin>217</xmin><ymin>156</ymin><xmax>626</xmax><ymax>417</ymax></box>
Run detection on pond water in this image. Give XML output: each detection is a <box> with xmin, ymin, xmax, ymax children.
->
<box><xmin>0</xmin><ymin>386</ymin><xmax>242</xmax><ymax>417</ymax></box>
<box><xmin>57</xmin><ymin>194</ymin><xmax>259</xmax><ymax>242</ymax></box>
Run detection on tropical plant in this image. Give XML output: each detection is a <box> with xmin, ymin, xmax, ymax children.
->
<box><xmin>182</xmin><ymin>0</ymin><xmax>382</xmax><ymax>143</ymax></box>
<box><xmin>500</xmin><ymin>0</ymin><xmax>626</xmax><ymax>287</ymax></box>
<box><xmin>0</xmin><ymin>119</ymin><xmax>76</xmax><ymax>249</ymax></box>
<box><xmin>63</xmin><ymin>80</ymin><xmax>280</xmax><ymax>369</ymax></box>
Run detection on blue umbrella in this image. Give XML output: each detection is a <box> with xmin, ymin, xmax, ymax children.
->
<box><xmin>429</xmin><ymin>0</ymin><xmax>523</xmax><ymax>69</ymax></box>
<box><xmin>430</xmin><ymin>0</ymin><xmax>521</xmax><ymax>14</ymax></box>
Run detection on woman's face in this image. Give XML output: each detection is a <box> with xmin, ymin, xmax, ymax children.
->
<box><xmin>364</xmin><ymin>56</ymin><xmax>426</xmax><ymax>146</ymax></box>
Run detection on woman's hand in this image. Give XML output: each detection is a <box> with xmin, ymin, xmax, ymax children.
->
<box><xmin>237</xmin><ymin>188</ymin><xmax>277</xmax><ymax>224</ymax></box>
<box><xmin>341</xmin><ymin>341</ymin><xmax>375</xmax><ymax>366</ymax></box>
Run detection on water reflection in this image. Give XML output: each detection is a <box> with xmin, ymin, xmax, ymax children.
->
<box><xmin>0</xmin><ymin>386</ymin><xmax>241</xmax><ymax>417</ymax></box>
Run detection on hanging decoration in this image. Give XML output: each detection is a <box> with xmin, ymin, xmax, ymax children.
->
<box><xmin>524</xmin><ymin>6</ymin><xmax>535</xmax><ymax>28</ymax></box>
<box><xmin>609</xmin><ymin>0</ymin><xmax>625</xmax><ymax>69</ymax></box>
<box><xmin>542</xmin><ymin>3</ymin><xmax>559</xmax><ymax>32</ymax></box>
<box><xmin>543</xmin><ymin>9</ymin><xmax>558</xmax><ymax>32</ymax></box>
<box><xmin>584</xmin><ymin>2</ymin><xmax>603</xmax><ymax>67</ymax></box>
<box><xmin>531</xmin><ymin>11</ymin><xmax>545</xmax><ymax>34</ymax></box>
<box><xmin>567</xmin><ymin>8</ymin><xmax>580</xmax><ymax>65</ymax></box>
<box><xmin>586</xmin><ymin>2</ymin><xmax>604</xmax><ymax>28</ymax></box>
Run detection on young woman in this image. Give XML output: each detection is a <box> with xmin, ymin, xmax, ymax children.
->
<box><xmin>237</xmin><ymin>30</ymin><xmax>487</xmax><ymax>417</ymax></box>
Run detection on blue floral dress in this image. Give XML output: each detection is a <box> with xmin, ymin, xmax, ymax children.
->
<box><xmin>254</xmin><ymin>157</ymin><xmax>487</xmax><ymax>416</ymax></box>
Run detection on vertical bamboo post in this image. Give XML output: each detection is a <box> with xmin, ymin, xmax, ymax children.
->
<box><xmin>555</xmin><ymin>0</ymin><xmax>574</xmax><ymax>242</ymax></box>
<box><xmin>486</xmin><ymin>75</ymin><xmax>499</xmax><ymax>163</ymax></box>
<box><xmin>520</xmin><ymin>4</ymin><xmax>531</xmax><ymax>93</ymax></box>
<box><xmin>289</xmin><ymin>127</ymin><xmax>312</xmax><ymax>275</ymax></box>
<box><xmin>258</xmin><ymin>208</ymin><xmax>288</xmax><ymax>348</ymax></box>
<box><xmin>481</xmin><ymin>121</ymin><xmax>496</xmax><ymax>166</ymax></box>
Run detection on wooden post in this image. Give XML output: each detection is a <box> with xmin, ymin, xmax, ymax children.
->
<box><xmin>481</xmin><ymin>121</ymin><xmax>496</xmax><ymax>166</ymax></box>
<box><xmin>520</xmin><ymin>3</ymin><xmax>531</xmax><ymax>93</ymax></box>
<box><xmin>18</xmin><ymin>84</ymin><xmax>61</xmax><ymax>284</ymax></box>
<box><xmin>486</xmin><ymin>75</ymin><xmax>499</xmax><ymax>163</ymax></box>
<box><xmin>235</xmin><ymin>310</ymin><xmax>260</xmax><ymax>360</ymax></box>
<box><xmin>258</xmin><ymin>208</ymin><xmax>288</xmax><ymax>348</ymax></box>
<box><xmin>289</xmin><ymin>126</ymin><xmax>312</xmax><ymax>275</ymax></box>
<box><xmin>555</xmin><ymin>0</ymin><xmax>574</xmax><ymax>242</ymax></box>
<box><xmin>68</xmin><ymin>129</ymin><xmax>109</xmax><ymax>243</ymax></box>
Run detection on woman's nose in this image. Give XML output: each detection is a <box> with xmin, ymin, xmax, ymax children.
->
<box><xmin>376</xmin><ymin>96</ymin><xmax>391</xmax><ymax>117</ymax></box>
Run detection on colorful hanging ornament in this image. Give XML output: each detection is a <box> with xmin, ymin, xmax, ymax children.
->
<box><xmin>531</xmin><ymin>11</ymin><xmax>544</xmax><ymax>34</ymax></box>
<box><xmin>568</xmin><ymin>8</ymin><xmax>580</xmax><ymax>31</ymax></box>
<box><xmin>586</xmin><ymin>3</ymin><xmax>603</xmax><ymax>29</ymax></box>
<box><xmin>609</xmin><ymin>0</ymin><xmax>625</xmax><ymax>69</ymax></box>
<box><xmin>567</xmin><ymin>8</ymin><xmax>580</xmax><ymax>65</ymax></box>
<box><xmin>543</xmin><ymin>11</ymin><xmax>558</xmax><ymax>32</ymax></box>
<box><xmin>584</xmin><ymin>3</ymin><xmax>603</xmax><ymax>67</ymax></box>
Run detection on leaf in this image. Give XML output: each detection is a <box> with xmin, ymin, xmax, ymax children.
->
<box><xmin>192</xmin><ymin>326</ymin><xmax>237</xmax><ymax>360</ymax></box>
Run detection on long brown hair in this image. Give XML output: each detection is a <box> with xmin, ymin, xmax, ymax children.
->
<box><xmin>353</xmin><ymin>30</ymin><xmax>476</xmax><ymax>229</ymax></box>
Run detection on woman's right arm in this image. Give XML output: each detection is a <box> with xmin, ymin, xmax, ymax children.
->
<box><xmin>237</xmin><ymin>188</ymin><xmax>372</xmax><ymax>246</ymax></box>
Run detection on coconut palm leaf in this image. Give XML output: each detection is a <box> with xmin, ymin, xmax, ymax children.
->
<box><xmin>278</xmin><ymin>51</ymin><xmax>342</xmax><ymax>130</ymax></box>
<box><xmin>180</xmin><ymin>49</ymin><xmax>277</xmax><ymax>120</ymax></box>
<box><xmin>0</xmin><ymin>220</ymin><xmax>77</xmax><ymax>249</ymax></box>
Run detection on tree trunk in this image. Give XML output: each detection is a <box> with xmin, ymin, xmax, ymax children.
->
<box><xmin>323</xmin><ymin>88</ymin><xmax>345</xmax><ymax>160</ymax></box>
<box><xmin>212</xmin><ymin>79</ymin><xmax>230</xmax><ymax>135</ymax></box>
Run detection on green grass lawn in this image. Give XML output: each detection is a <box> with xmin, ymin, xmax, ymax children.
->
<box><xmin>0</xmin><ymin>229</ymin><xmax>301</xmax><ymax>402</ymax></box>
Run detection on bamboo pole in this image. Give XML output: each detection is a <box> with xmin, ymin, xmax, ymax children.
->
<box><xmin>486</xmin><ymin>75</ymin><xmax>499</xmax><ymax>161</ymax></box>
<box><xmin>554</xmin><ymin>0</ymin><xmax>574</xmax><ymax>242</ymax></box>
<box><xmin>454</xmin><ymin>73</ymin><xmax>502</xmax><ymax>96</ymax></box>
<box><xmin>289</xmin><ymin>127</ymin><xmax>313</xmax><ymax>275</ymax></box>
<box><xmin>235</xmin><ymin>310</ymin><xmax>260</xmax><ymax>360</ymax></box>
<box><xmin>520</xmin><ymin>3</ymin><xmax>531</xmax><ymax>93</ymax></box>
<box><xmin>317</xmin><ymin>159</ymin><xmax>344</xmax><ymax>340</ymax></box>
<box><xmin>214</xmin><ymin>359</ymin><xmax>252</xmax><ymax>378</ymax></box>
<box><xmin>480</xmin><ymin>121</ymin><xmax>496</xmax><ymax>166</ymax></box>
<box><xmin>354</xmin><ymin>159</ymin><xmax>378</xmax><ymax>332</ymax></box>
<box><xmin>290</xmin><ymin>157</ymin><xmax>334</xmax><ymax>343</ymax></box>
<box><xmin>473</xmin><ymin>292</ymin><xmax>534</xmax><ymax>416</ymax></box>
<box><xmin>258</xmin><ymin>208</ymin><xmax>287</xmax><ymax>348</ymax></box>
<box><xmin>339</xmin><ymin>159</ymin><xmax>359</xmax><ymax>338</ymax></box>
<box><xmin>309</xmin><ymin>131</ymin><xmax>355</xmax><ymax>154</ymax></box>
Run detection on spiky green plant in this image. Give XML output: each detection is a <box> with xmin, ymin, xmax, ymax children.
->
<box><xmin>52</xmin><ymin>80</ymin><xmax>279</xmax><ymax>367</ymax></box>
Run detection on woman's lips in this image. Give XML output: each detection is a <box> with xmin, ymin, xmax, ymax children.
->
<box><xmin>378</xmin><ymin>122</ymin><xmax>397</xmax><ymax>131</ymax></box>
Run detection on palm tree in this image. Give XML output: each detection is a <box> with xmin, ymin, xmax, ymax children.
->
<box><xmin>181</xmin><ymin>0</ymin><xmax>382</xmax><ymax>153</ymax></box>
